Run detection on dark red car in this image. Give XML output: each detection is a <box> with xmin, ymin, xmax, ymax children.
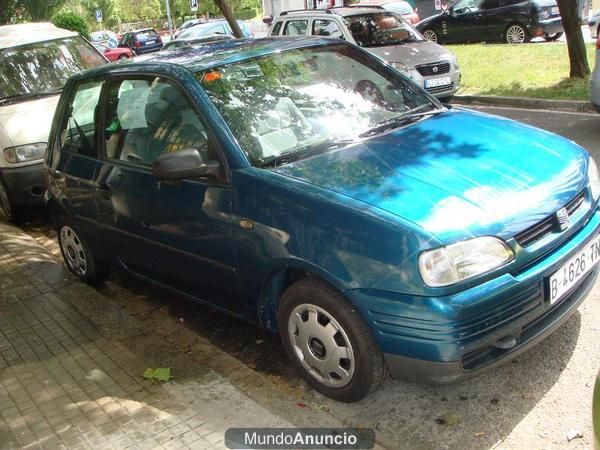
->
<box><xmin>93</xmin><ymin>43</ymin><xmax>134</xmax><ymax>62</ymax></box>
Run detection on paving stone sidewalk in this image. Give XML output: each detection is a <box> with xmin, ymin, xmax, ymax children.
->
<box><xmin>0</xmin><ymin>220</ymin><xmax>315</xmax><ymax>450</ymax></box>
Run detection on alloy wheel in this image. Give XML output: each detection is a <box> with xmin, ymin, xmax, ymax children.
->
<box><xmin>287</xmin><ymin>303</ymin><xmax>355</xmax><ymax>388</ymax></box>
<box><xmin>0</xmin><ymin>180</ymin><xmax>12</xmax><ymax>218</ymax></box>
<box><xmin>60</xmin><ymin>226</ymin><xmax>88</xmax><ymax>277</ymax></box>
<box><xmin>422</xmin><ymin>29</ymin><xmax>438</xmax><ymax>43</ymax></box>
<box><xmin>506</xmin><ymin>25</ymin><xmax>526</xmax><ymax>43</ymax></box>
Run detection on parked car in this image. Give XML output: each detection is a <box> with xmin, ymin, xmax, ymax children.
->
<box><xmin>46</xmin><ymin>37</ymin><xmax>600</xmax><ymax>402</ymax></box>
<box><xmin>416</xmin><ymin>0</ymin><xmax>563</xmax><ymax>44</ymax></box>
<box><xmin>0</xmin><ymin>22</ymin><xmax>106</xmax><ymax>222</ymax></box>
<box><xmin>93</xmin><ymin>43</ymin><xmax>134</xmax><ymax>62</ymax></box>
<box><xmin>90</xmin><ymin>30</ymin><xmax>118</xmax><ymax>47</ymax></box>
<box><xmin>590</xmin><ymin>9</ymin><xmax>600</xmax><ymax>40</ymax></box>
<box><xmin>174</xmin><ymin>18</ymin><xmax>208</xmax><ymax>39</ymax></box>
<box><xmin>269</xmin><ymin>8</ymin><xmax>460</xmax><ymax>99</ymax></box>
<box><xmin>119</xmin><ymin>28</ymin><xmax>163</xmax><ymax>55</ymax></box>
<box><xmin>592</xmin><ymin>32</ymin><xmax>600</xmax><ymax>112</ymax></box>
<box><xmin>177</xmin><ymin>20</ymin><xmax>253</xmax><ymax>40</ymax></box>
<box><xmin>355</xmin><ymin>0</ymin><xmax>420</xmax><ymax>24</ymax></box>
<box><xmin>160</xmin><ymin>34</ymin><xmax>234</xmax><ymax>51</ymax></box>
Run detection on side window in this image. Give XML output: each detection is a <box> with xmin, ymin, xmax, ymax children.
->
<box><xmin>282</xmin><ymin>20</ymin><xmax>308</xmax><ymax>36</ymax></box>
<box><xmin>271</xmin><ymin>21</ymin><xmax>282</xmax><ymax>35</ymax></box>
<box><xmin>59</xmin><ymin>80</ymin><xmax>103</xmax><ymax>157</ymax></box>
<box><xmin>312</xmin><ymin>20</ymin><xmax>344</xmax><ymax>39</ymax></box>
<box><xmin>103</xmin><ymin>77</ymin><xmax>210</xmax><ymax>167</ymax></box>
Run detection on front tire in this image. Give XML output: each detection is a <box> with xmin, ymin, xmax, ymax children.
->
<box><xmin>504</xmin><ymin>23</ymin><xmax>529</xmax><ymax>43</ymax></box>
<box><xmin>118</xmin><ymin>54</ymin><xmax>128</xmax><ymax>61</ymax></box>
<box><xmin>422</xmin><ymin>28</ymin><xmax>439</xmax><ymax>43</ymax></box>
<box><xmin>278</xmin><ymin>278</ymin><xmax>387</xmax><ymax>402</ymax></box>
<box><xmin>56</xmin><ymin>215</ymin><xmax>110</xmax><ymax>284</ymax></box>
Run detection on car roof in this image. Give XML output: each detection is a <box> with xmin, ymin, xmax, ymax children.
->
<box><xmin>277</xmin><ymin>6</ymin><xmax>385</xmax><ymax>18</ymax></box>
<box><xmin>0</xmin><ymin>22</ymin><xmax>77</xmax><ymax>49</ymax></box>
<box><xmin>78</xmin><ymin>37</ymin><xmax>336</xmax><ymax>77</ymax></box>
<box><xmin>129</xmin><ymin>28</ymin><xmax>157</xmax><ymax>34</ymax></box>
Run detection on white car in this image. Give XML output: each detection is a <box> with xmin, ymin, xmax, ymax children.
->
<box><xmin>591</xmin><ymin>33</ymin><xmax>600</xmax><ymax>113</ymax></box>
<box><xmin>590</xmin><ymin>9</ymin><xmax>599</xmax><ymax>39</ymax></box>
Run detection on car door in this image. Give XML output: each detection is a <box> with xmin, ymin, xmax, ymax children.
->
<box><xmin>480</xmin><ymin>0</ymin><xmax>517</xmax><ymax>41</ymax></box>
<box><xmin>444</xmin><ymin>0</ymin><xmax>487</xmax><ymax>42</ymax></box>
<box><xmin>311</xmin><ymin>19</ymin><xmax>345</xmax><ymax>39</ymax></box>
<box><xmin>93</xmin><ymin>74</ymin><xmax>245</xmax><ymax>313</ymax></box>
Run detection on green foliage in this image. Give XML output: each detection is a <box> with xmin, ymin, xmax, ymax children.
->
<box><xmin>142</xmin><ymin>367</ymin><xmax>173</xmax><ymax>381</ymax></box>
<box><xmin>52</xmin><ymin>11</ymin><xmax>90</xmax><ymax>38</ymax></box>
<box><xmin>20</xmin><ymin>0</ymin><xmax>67</xmax><ymax>21</ymax></box>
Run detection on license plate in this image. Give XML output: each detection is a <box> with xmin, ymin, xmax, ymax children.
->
<box><xmin>548</xmin><ymin>235</ymin><xmax>600</xmax><ymax>304</ymax></box>
<box><xmin>425</xmin><ymin>76</ymin><xmax>451</xmax><ymax>88</ymax></box>
<box><xmin>551</xmin><ymin>6</ymin><xmax>559</xmax><ymax>14</ymax></box>
<box><xmin>145</xmin><ymin>40</ymin><xmax>155</xmax><ymax>45</ymax></box>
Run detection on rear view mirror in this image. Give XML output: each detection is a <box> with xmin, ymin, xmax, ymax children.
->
<box><xmin>153</xmin><ymin>148</ymin><xmax>220</xmax><ymax>180</ymax></box>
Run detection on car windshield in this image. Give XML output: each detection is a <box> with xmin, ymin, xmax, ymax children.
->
<box><xmin>181</xmin><ymin>23</ymin><xmax>228</xmax><ymax>39</ymax></box>
<box><xmin>136</xmin><ymin>30</ymin><xmax>159</xmax><ymax>41</ymax></box>
<box><xmin>198</xmin><ymin>44</ymin><xmax>437</xmax><ymax>167</ymax></box>
<box><xmin>345</xmin><ymin>12</ymin><xmax>423</xmax><ymax>47</ymax></box>
<box><xmin>0</xmin><ymin>36</ymin><xmax>105</xmax><ymax>103</ymax></box>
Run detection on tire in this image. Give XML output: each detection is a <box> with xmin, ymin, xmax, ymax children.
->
<box><xmin>504</xmin><ymin>23</ymin><xmax>530</xmax><ymax>44</ymax></box>
<box><xmin>118</xmin><ymin>54</ymin><xmax>128</xmax><ymax>61</ymax></box>
<box><xmin>438</xmin><ymin>95</ymin><xmax>454</xmax><ymax>103</ymax></box>
<box><xmin>56</xmin><ymin>215</ymin><xmax>110</xmax><ymax>284</ymax></box>
<box><xmin>0</xmin><ymin>175</ymin><xmax>23</xmax><ymax>224</ymax></box>
<box><xmin>543</xmin><ymin>32</ymin><xmax>563</xmax><ymax>41</ymax></box>
<box><xmin>421</xmin><ymin>28</ymin><xmax>439</xmax><ymax>43</ymax></box>
<box><xmin>278</xmin><ymin>277</ymin><xmax>387</xmax><ymax>402</ymax></box>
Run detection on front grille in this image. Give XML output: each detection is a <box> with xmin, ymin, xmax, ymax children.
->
<box><xmin>416</xmin><ymin>61</ymin><xmax>451</xmax><ymax>76</ymax></box>
<box><xmin>425</xmin><ymin>82</ymin><xmax>454</xmax><ymax>95</ymax></box>
<box><xmin>515</xmin><ymin>191</ymin><xmax>586</xmax><ymax>247</ymax></box>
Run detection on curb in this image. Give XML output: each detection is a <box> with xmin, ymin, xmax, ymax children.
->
<box><xmin>451</xmin><ymin>94</ymin><xmax>596</xmax><ymax>113</ymax></box>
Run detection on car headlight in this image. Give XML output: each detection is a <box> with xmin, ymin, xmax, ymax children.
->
<box><xmin>418</xmin><ymin>236</ymin><xmax>515</xmax><ymax>287</ymax></box>
<box><xmin>448</xmin><ymin>53</ymin><xmax>459</xmax><ymax>70</ymax></box>
<box><xmin>538</xmin><ymin>9</ymin><xmax>550</xmax><ymax>20</ymax></box>
<box><xmin>588</xmin><ymin>157</ymin><xmax>600</xmax><ymax>202</ymax></box>
<box><xmin>4</xmin><ymin>142</ymin><xmax>46</xmax><ymax>164</ymax></box>
<box><xmin>391</xmin><ymin>62</ymin><xmax>413</xmax><ymax>78</ymax></box>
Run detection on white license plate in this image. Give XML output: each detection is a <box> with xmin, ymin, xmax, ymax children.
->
<box><xmin>425</xmin><ymin>76</ymin><xmax>452</xmax><ymax>88</ymax></box>
<box><xmin>548</xmin><ymin>235</ymin><xmax>600</xmax><ymax>304</ymax></box>
<box><xmin>551</xmin><ymin>6</ymin><xmax>559</xmax><ymax>14</ymax></box>
<box><xmin>145</xmin><ymin>40</ymin><xmax>155</xmax><ymax>45</ymax></box>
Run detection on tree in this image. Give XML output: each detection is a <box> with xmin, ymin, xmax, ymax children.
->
<box><xmin>19</xmin><ymin>0</ymin><xmax>67</xmax><ymax>21</ymax></box>
<box><xmin>0</xmin><ymin>0</ymin><xmax>18</xmax><ymax>24</ymax></box>
<box><xmin>556</xmin><ymin>0</ymin><xmax>589</xmax><ymax>78</ymax></box>
<box><xmin>212</xmin><ymin>0</ymin><xmax>244</xmax><ymax>37</ymax></box>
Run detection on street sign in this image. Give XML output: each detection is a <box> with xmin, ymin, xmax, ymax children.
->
<box><xmin>190</xmin><ymin>0</ymin><xmax>198</xmax><ymax>12</ymax></box>
<box><xmin>95</xmin><ymin>9</ymin><xmax>102</xmax><ymax>23</ymax></box>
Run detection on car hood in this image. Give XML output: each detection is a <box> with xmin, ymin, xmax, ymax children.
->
<box><xmin>366</xmin><ymin>40</ymin><xmax>452</xmax><ymax>66</ymax></box>
<box><xmin>273</xmin><ymin>109</ymin><xmax>589</xmax><ymax>244</ymax></box>
<box><xmin>0</xmin><ymin>95</ymin><xmax>60</xmax><ymax>149</ymax></box>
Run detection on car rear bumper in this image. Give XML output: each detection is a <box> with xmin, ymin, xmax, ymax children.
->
<box><xmin>347</xmin><ymin>207</ymin><xmax>600</xmax><ymax>383</ymax></box>
<box><xmin>529</xmin><ymin>18</ymin><xmax>563</xmax><ymax>37</ymax></box>
<box><xmin>134</xmin><ymin>44</ymin><xmax>162</xmax><ymax>55</ymax></box>
<box><xmin>0</xmin><ymin>162</ymin><xmax>45</xmax><ymax>206</ymax></box>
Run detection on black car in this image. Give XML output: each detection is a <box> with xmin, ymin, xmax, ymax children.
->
<box><xmin>119</xmin><ymin>28</ymin><xmax>163</xmax><ymax>55</ymax></box>
<box><xmin>416</xmin><ymin>0</ymin><xmax>563</xmax><ymax>44</ymax></box>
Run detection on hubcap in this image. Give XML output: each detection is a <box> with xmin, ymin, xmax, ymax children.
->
<box><xmin>288</xmin><ymin>304</ymin><xmax>355</xmax><ymax>388</ymax></box>
<box><xmin>507</xmin><ymin>25</ymin><xmax>525</xmax><ymax>43</ymax></box>
<box><xmin>0</xmin><ymin>181</ymin><xmax>11</xmax><ymax>218</ymax></box>
<box><xmin>423</xmin><ymin>30</ymin><xmax>437</xmax><ymax>42</ymax></box>
<box><xmin>60</xmin><ymin>226</ymin><xmax>87</xmax><ymax>277</ymax></box>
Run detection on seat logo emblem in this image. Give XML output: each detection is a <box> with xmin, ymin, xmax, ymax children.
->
<box><xmin>555</xmin><ymin>207</ymin><xmax>569</xmax><ymax>231</ymax></box>
<box><xmin>432</xmin><ymin>66</ymin><xmax>439</xmax><ymax>73</ymax></box>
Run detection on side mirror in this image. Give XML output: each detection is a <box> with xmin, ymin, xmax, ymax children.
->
<box><xmin>152</xmin><ymin>148</ymin><xmax>220</xmax><ymax>180</ymax></box>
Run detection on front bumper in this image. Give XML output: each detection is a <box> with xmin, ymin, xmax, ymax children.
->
<box><xmin>347</xmin><ymin>208</ymin><xmax>600</xmax><ymax>383</ymax></box>
<box><xmin>0</xmin><ymin>162</ymin><xmax>45</xmax><ymax>206</ymax></box>
<box><xmin>528</xmin><ymin>18</ymin><xmax>563</xmax><ymax>37</ymax></box>
<box><xmin>412</xmin><ymin>68</ymin><xmax>461</xmax><ymax>99</ymax></box>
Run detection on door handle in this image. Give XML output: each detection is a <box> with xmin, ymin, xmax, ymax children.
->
<box><xmin>96</xmin><ymin>181</ymin><xmax>112</xmax><ymax>198</ymax></box>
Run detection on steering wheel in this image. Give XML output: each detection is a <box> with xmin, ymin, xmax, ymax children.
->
<box><xmin>355</xmin><ymin>80</ymin><xmax>385</xmax><ymax>106</ymax></box>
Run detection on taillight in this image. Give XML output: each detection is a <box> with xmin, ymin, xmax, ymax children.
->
<box><xmin>597</xmin><ymin>35</ymin><xmax>600</xmax><ymax>50</ymax></box>
<box><xmin>134</xmin><ymin>42</ymin><xmax>141</xmax><ymax>48</ymax></box>
<box><xmin>411</xmin><ymin>13</ymin><xmax>420</xmax><ymax>24</ymax></box>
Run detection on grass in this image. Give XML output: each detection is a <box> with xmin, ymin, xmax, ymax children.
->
<box><xmin>446</xmin><ymin>43</ymin><xmax>597</xmax><ymax>101</ymax></box>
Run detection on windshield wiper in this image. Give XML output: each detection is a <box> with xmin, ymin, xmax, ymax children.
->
<box><xmin>359</xmin><ymin>107</ymin><xmax>446</xmax><ymax>138</ymax></box>
<box><xmin>262</xmin><ymin>139</ymin><xmax>354</xmax><ymax>168</ymax></box>
<box><xmin>0</xmin><ymin>89</ymin><xmax>62</xmax><ymax>105</ymax></box>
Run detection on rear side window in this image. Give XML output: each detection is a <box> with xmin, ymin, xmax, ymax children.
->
<box><xmin>271</xmin><ymin>21</ymin><xmax>283</xmax><ymax>35</ymax></box>
<box><xmin>103</xmin><ymin>77</ymin><xmax>210</xmax><ymax>166</ymax></box>
<box><xmin>135</xmin><ymin>30</ymin><xmax>159</xmax><ymax>41</ymax></box>
<box><xmin>312</xmin><ymin>20</ymin><xmax>344</xmax><ymax>39</ymax></box>
<box><xmin>283</xmin><ymin>20</ymin><xmax>308</xmax><ymax>36</ymax></box>
<box><xmin>58</xmin><ymin>80</ymin><xmax>103</xmax><ymax>157</ymax></box>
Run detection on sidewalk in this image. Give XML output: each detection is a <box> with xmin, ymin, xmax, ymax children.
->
<box><xmin>0</xmin><ymin>220</ymin><xmax>342</xmax><ymax>449</ymax></box>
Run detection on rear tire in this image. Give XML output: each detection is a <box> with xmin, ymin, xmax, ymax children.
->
<box><xmin>118</xmin><ymin>54</ymin><xmax>128</xmax><ymax>60</ymax></box>
<box><xmin>422</xmin><ymin>28</ymin><xmax>439</xmax><ymax>43</ymax></box>
<box><xmin>278</xmin><ymin>277</ymin><xmax>387</xmax><ymax>402</ymax></box>
<box><xmin>56</xmin><ymin>215</ymin><xmax>110</xmax><ymax>284</ymax></box>
<box><xmin>0</xmin><ymin>175</ymin><xmax>23</xmax><ymax>224</ymax></box>
<box><xmin>504</xmin><ymin>23</ymin><xmax>529</xmax><ymax>44</ymax></box>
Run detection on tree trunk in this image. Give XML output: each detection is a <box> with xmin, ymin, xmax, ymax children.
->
<box><xmin>556</xmin><ymin>0</ymin><xmax>589</xmax><ymax>78</ymax></box>
<box><xmin>212</xmin><ymin>0</ymin><xmax>244</xmax><ymax>38</ymax></box>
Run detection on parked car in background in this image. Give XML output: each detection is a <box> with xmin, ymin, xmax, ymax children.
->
<box><xmin>45</xmin><ymin>37</ymin><xmax>600</xmax><ymax>402</ymax></box>
<box><xmin>177</xmin><ymin>20</ymin><xmax>253</xmax><ymax>40</ymax></box>
<box><xmin>93</xmin><ymin>43</ymin><xmax>134</xmax><ymax>62</ymax></box>
<box><xmin>174</xmin><ymin>18</ymin><xmax>208</xmax><ymax>39</ymax></box>
<box><xmin>161</xmin><ymin>34</ymin><xmax>234</xmax><ymax>51</ymax></box>
<box><xmin>591</xmin><ymin>32</ymin><xmax>600</xmax><ymax>113</ymax></box>
<box><xmin>416</xmin><ymin>0</ymin><xmax>563</xmax><ymax>44</ymax></box>
<box><xmin>90</xmin><ymin>30</ymin><xmax>118</xmax><ymax>47</ymax></box>
<box><xmin>590</xmin><ymin>9</ymin><xmax>600</xmax><ymax>40</ymax></box>
<box><xmin>355</xmin><ymin>0</ymin><xmax>420</xmax><ymax>24</ymax></box>
<box><xmin>119</xmin><ymin>28</ymin><xmax>163</xmax><ymax>55</ymax></box>
<box><xmin>0</xmin><ymin>22</ymin><xmax>106</xmax><ymax>222</ymax></box>
<box><xmin>269</xmin><ymin>8</ymin><xmax>460</xmax><ymax>99</ymax></box>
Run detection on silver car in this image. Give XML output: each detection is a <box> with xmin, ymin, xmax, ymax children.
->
<box><xmin>590</xmin><ymin>9</ymin><xmax>600</xmax><ymax>39</ymax></box>
<box><xmin>591</xmin><ymin>33</ymin><xmax>600</xmax><ymax>113</ymax></box>
<box><xmin>268</xmin><ymin>7</ymin><xmax>461</xmax><ymax>100</ymax></box>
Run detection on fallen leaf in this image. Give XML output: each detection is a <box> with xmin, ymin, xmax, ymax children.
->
<box><xmin>142</xmin><ymin>367</ymin><xmax>173</xmax><ymax>382</ymax></box>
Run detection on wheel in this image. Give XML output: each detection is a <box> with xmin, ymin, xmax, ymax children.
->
<box><xmin>504</xmin><ymin>24</ymin><xmax>529</xmax><ymax>44</ymax></box>
<box><xmin>438</xmin><ymin>95</ymin><xmax>454</xmax><ymax>103</ymax></box>
<box><xmin>544</xmin><ymin>32</ymin><xmax>563</xmax><ymax>41</ymax></box>
<box><xmin>56</xmin><ymin>215</ymin><xmax>110</xmax><ymax>284</ymax></box>
<box><xmin>118</xmin><ymin>54</ymin><xmax>128</xmax><ymax>61</ymax></box>
<box><xmin>0</xmin><ymin>175</ymin><xmax>23</xmax><ymax>224</ymax></box>
<box><xmin>355</xmin><ymin>80</ymin><xmax>385</xmax><ymax>106</ymax></box>
<box><xmin>421</xmin><ymin>28</ymin><xmax>438</xmax><ymax>43</ymax></box>
<box><xmin>278</xmin><ymin>278</ymin><xmax>387</xmax><ymax>402</ymax></box>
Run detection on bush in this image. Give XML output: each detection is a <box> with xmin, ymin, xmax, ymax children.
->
<box><xmin>51</xmin><ymin>11</ymin><xmax>90</xmax><ymax>38</ymax></box>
